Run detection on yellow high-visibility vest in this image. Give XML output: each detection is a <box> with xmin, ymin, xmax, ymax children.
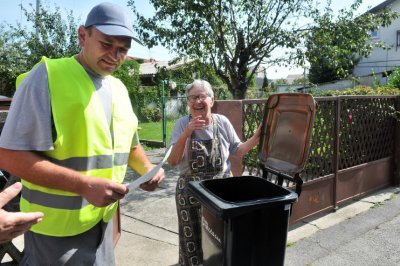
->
<box><xmin>19</xmin><ymin>56</ymin><xmax>137</xmax><ymax>236</ymax></box>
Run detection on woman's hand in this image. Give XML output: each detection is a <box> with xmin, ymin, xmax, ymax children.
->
<box><xmin>184</xmin><ymin>115</ymin><xmax>206</xmax><ymax>136</ymax></box>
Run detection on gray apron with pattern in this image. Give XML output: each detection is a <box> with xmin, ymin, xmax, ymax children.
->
<box><xmin>175</xmin><ymin>115</ymin><xmax>230</xmax><ymax>266</ymax></box>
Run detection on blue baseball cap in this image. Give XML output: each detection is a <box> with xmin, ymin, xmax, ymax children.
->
<box><xmin>85</xmin><ymin>2</ymin><xmax>142</xmax><ymax>44</ymax></box>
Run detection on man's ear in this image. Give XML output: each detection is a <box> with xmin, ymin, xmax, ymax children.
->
<box><xmin>77</xmin><ymin>26</ymin><xmax>86</xmax><ymax>47</ymax></box>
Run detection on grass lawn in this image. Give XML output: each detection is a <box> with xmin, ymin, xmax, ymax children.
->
<box><xmin>138</xmin><ymin>120</ymin><xmax>177</xmax><ymax>146</ymax></box>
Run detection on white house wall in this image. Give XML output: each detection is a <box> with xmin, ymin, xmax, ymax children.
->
<box><xmin>353</xmin><ymin>0</ymin><xmax>400</xmax><ymax>81</ymax></box>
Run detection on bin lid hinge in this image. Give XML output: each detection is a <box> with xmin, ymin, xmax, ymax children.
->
<box><xmin>260</xmin><ymin>164</ymin><xmax>303</xmax><ymax>197</ymax></box>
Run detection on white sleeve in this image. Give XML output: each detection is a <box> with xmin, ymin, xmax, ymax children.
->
<box><xmin>218</xmin><ymin>114</ymin><xmax>241</xmax><ymax>154</ymax></box>
<box><xmin>169</xmin><ymin>116</ymin><xmax>190</xmax><ymax>145</ymax></box>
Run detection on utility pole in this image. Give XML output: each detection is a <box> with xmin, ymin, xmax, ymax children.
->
<box><xmin>36</xmin><ymin>0</ymin><xmax>40</xmax><ymax>35</ymax></box>
<box><xmin>36</xmin><ymin>0</ymin><xmax>41</xmax><ymax>14</ymax></box>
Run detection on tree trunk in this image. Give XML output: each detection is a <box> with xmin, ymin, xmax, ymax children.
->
<box><xmin>229</xmin><ymin>73</ymin><xmax>248</xmax><ymax>99</ymax></box>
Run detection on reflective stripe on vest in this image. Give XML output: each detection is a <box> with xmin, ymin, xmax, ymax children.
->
<box><xmin>19</xmin><ymin>56</ymin><xmax>137</xmax><ymax>237</ymax></box>
<box><xmin>22</xmin><ymin>186</ymin><xmax>90</xmax><ymax>209</ymax></box>
<box><xmin>45</xmin><ymin>153</ymin><xmax>130</xmax><ymax>171</ymax></box>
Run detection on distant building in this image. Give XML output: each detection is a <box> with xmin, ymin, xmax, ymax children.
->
<box><xmin>138</xmin><ymin>59</ymin><xmax>190</xmax><ymax>85</ymax></box>
<box><xmin>248</xmin><ymin>65</ymin><xmax>267</xmax><ymax>88</ymax></box>
<box><xmin>269</xmin><ymin>73</ymin><xmax>304</xmax><ymax>86</ymax></box>
<box><xmin>286</xmin><ymin>74</ymin><xmax>304</xmax><ymax>84</ymax></box>
<box><xmin>353</xmin><ymin>0</ymin><xmax>400</xmax><ymax>85</ymax></box>
<box><xmin>139</xmin><ymin>60</ymin><xmax>170</xmax><ymax>85</ymax></box>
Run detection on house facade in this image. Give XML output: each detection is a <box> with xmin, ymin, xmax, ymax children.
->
<box><xmin>353</xmin><ymin>0</ymin><xmax>400</xmax><ymax>83</ymax></box>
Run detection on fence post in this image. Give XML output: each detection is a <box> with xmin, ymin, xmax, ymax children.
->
<box><xmin>162</xmin><ymin>80</ymin><xmax>167</xmax><ymax>147</ymax></box>
<box><xmin>212</xmin><ymin>100</ymin><xmax>244</xmax><ymax>176</ymax></box>
<box><xmin>333</xmin><ymin>96</ymin><xmax>340</xmax><ymax>210</ymax></box>
<box><xmin>394</xmin><ymin>96</ymin><xmax>400</xmax><ymax>185</ymax></box>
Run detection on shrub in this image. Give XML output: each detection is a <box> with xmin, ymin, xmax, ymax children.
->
<box><xmin>387</xmin><ymin>67</ymin><xmax>400</xmax><ymax>88</ymax></box>
<box><xmin>311</xmin><ymin>85</ymin><xmax>400</xmax><ymax>96</ymax></box>
<box><xmin>141</xmin><ymin>107</ymin><xmax>162</xmax><ymax>122</ymax></box>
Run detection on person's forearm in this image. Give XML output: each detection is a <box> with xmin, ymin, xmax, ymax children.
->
<box><xmin>128</xmin><ymin>145</ymin><xmax>154</xmax><ymax>175</ymax></box>
<box><xmin>235</xmin><ymin>135</ymin><xmax>259</xmax><ymax>158</ymax></box>
<box><xmin>234</xmin><ymin>124</ymin><xmax>262</xmax><ymax>158</ymax></box>
<box><xmin>167</xmin><ymin>129</ymin><xmax>190</xmax><ymax>166</ymax></box>
<box><xmin>128</xmin><ymin>145</ymin><xmax>165</xmax><ymax>191</ymax></box>
<box><xmin>0</xmin><ymin>148</ymin><xmax>87</xmax><ymax>195</ymax></box>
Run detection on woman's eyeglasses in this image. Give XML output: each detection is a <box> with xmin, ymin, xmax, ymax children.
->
<box><xmin>187</xmin><ymin>95</ymin><xmax>209</xmax><ymax>103</ymax></box>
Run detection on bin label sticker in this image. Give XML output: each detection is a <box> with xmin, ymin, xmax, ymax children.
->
<box><xmin>201</xmin><ymin>207</ymin><xmax>224</xmax><ymax>249</ymax></box>
<box><xmin>202</xmin><ymin>217</ymin><xmax>222</xmax><ymax>244</ymax></box>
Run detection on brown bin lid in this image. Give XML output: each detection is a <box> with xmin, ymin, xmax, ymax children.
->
<box><xmin>258</xmin><ymin>93</ymin><xmax>316</xmax><ymax>174</ymax></box>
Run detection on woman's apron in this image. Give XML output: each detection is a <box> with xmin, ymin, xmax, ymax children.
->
<box><xmin>175</xmin><ymin>115</ymin><xmax>230</xmax><ymax>266</ymax></box>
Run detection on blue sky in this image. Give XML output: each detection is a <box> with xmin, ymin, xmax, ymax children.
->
<box><xmin>0</xmin><ymin>0</ymin><xmax>174</xmax><ymax>61</ymax></box>
<box><xmin>0</xmin><ymin>0</ymin><xmax>386</xmax><ymax>79</ymax></box>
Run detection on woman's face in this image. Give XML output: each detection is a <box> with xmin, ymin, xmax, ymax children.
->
<box><xmin>187</xmin><ymin>86</ymin><xmax>214</xmax><ymax>119</ymax></box>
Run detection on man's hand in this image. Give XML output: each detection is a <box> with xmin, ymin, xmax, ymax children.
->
<box><xmin>79</xmin><ymin>177</ymin><xmax>129</xmax><ymax>207</ymax></box>
<box><xmin>140</xmin><ymin>166</ymin><xmax>165</xmax><ymax>191</ymax></box>
<box><xmin>0</xmin><ymin>182</ymin><xmax>43</xmax><ymax>244</ymax></box>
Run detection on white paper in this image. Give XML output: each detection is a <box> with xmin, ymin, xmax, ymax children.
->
<box><xmin>126</xmin><ymin>145</ymin><xmax>173</xmax><ymax>191</ymax></box>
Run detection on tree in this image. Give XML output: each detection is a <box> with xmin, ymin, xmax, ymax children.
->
<box><xmin>113</xmin><ymin>59</ymin><xmax>141</xmax><ymax>114</ymax></box>
<box><xmin>261</xmin><ymin>72</ymin><xmax>269</xmax><ymax>91</ymax></box>
<box><xmin>305</xmin><ymin>0</ymin><xmax>398</xmax><ymax>84</ymax></box>
<box><xmin>0</xmin><ymin>3</ymin><xmax>79</xmax><ymax>96</ymax></box>
<box><xmin>275</xmin><ymin>78</ymin><xmax>288</xmax><ymax>85</ymax></box>
<box><xmin>128</xmin><ymin>0</ymin><xmax>313</xmax><ymax>99</ymax></box>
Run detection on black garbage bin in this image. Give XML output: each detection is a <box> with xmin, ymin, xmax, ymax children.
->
<box><xmin>187</xmin><ymin>175</ymin><xmax>298</xmax><ymax>266</ymax></box>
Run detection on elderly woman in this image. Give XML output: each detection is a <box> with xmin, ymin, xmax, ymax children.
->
<box><xmin>168</xmin><ymin>79</ymin><xmax>261</xmax><ymax>265</ymax></box>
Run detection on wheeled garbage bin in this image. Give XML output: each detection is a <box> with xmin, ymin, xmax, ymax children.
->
<box><xmin>188</xmin><ymin>176</ymin><xmax>297</xmax><ymax>266</ymax></box>
<box><xmin>188</xmin><ymin>93</ymin><xmax>317</xmax><ymax>266</ymax></box>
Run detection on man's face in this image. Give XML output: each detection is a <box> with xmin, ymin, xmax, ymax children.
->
<box><xmin>78</xmin><ymin>26</ymin><xmax>131</xmax><ymax>76</ymax></box>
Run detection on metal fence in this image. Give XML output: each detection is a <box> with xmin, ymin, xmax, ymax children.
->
<box><xmin>236</xmin><ymin>95</ymin><xmax>398</xmax><ymax>223</ymax></box>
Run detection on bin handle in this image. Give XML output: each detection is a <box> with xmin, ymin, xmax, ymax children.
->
<box><xmin>260</xmin><ymin>165</ymin><xmax>303</xmax><ymax>197</ymax></box>
<box><xmin>293</xmin><ymin>172</ymin><xmax>303</xmax><ymax>197</ymax></box>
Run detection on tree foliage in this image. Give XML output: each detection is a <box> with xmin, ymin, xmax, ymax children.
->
<box><xmin>153</xmin><ymin>60</ymin><xmax>230</xmax><ymax>101</ymax></box>
<box><xmin>387</xmin><ymin>66</ymin><xmax>400</xmax><ymax>89</ymax></box>
<box><xmin>292</xmin><ymin>76</ymin><xmax>309</xmax><ymax>85</ymax></box>
<box><xmin>128</xmin><ymin>0</ymin><xmax>313</xmax><ymax>99</ymax></box>
<box><xmin>0</xmin><ymin>3</ymin><xmax>79</xmax><ymax>96</ymax></box>
<box><xmin>155</xmin><ymin>60</ymin><xmax>224</xmax><ymax>92</ymax></box>
<box><xmin>113</xmin><ymin>59</ymin><xmax>141</xmax><ymax>113</ymax></box>
<box><xmin>305</xmin><ymin>0</ymin><xmax>398</xmax><ymax>84</ymax></box>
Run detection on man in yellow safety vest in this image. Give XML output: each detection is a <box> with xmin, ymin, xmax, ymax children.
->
<box><xmin>0</xmin><ymin>2</ymin><xmax>164</xmax><ymax>265</ymax></box>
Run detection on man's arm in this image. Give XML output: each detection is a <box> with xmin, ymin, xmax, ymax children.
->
<box><xmin>128</xmin><ymin>145</ymin><xmax>165</xmax><ymax>191</ymax></box>
<box><xmin>0</xmin><ymin>148</ymin><xmax>128</xmax><ymax>207</ymax></box>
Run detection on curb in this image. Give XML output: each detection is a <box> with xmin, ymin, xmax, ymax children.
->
<box><xmin>287</xmin><ymin>186</ymin><xmax>400</xmax><ymax>243</ymax></box>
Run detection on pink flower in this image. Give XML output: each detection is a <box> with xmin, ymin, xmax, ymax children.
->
<box><xmin>349</xmin><ymin>114</ymin><xmax>353</xmax><ymax>121</ymax></box>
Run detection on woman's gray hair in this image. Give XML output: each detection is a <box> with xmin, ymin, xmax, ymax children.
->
<box><xmin>185</xmin><ymin>79</ymin><xmax>214</xmax><ymax>98</ymax></box>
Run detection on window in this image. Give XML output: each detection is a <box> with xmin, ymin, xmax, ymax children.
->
<box><xmin>370</xmin><ymin>30</ymin><xmax>379</xmax><ymax>39</ymax></box>
<box><xmin>397</xmin><ymin>30</ymin><xmax>400</xmax><ymax>49</ymax></box>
